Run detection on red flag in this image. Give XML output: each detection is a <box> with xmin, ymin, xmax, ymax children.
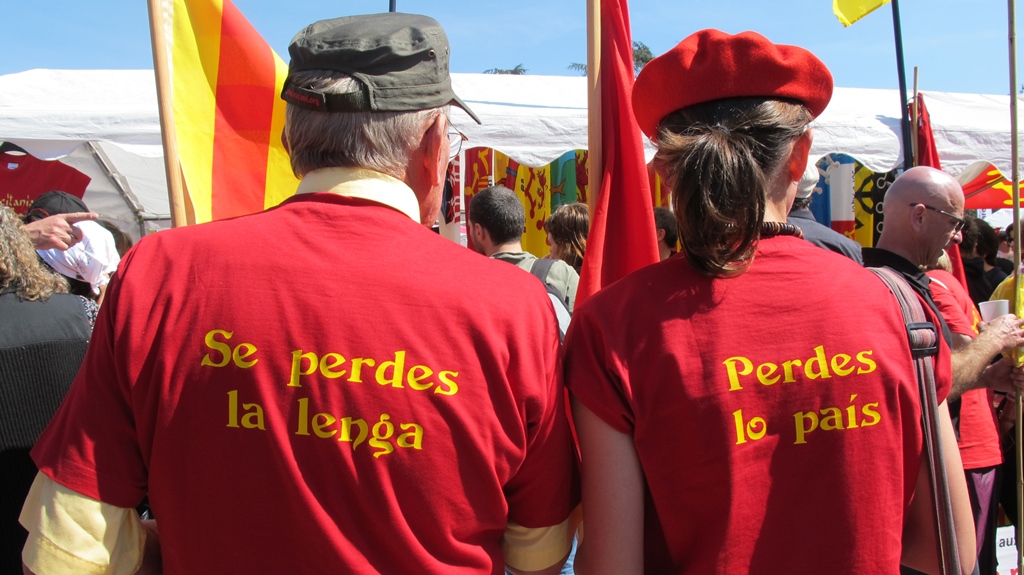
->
<box><xmin>912</xmin><ymin>94</ymin><xmax>969</xmax><ymax>290</ymax></box>
<box><xmin>914</xmin><ymin>94</ymin><xmax>942</xmax><ymax>171</ymax></box>
<box><xmin>576</xmin><ymin>0</ymin><xmax>660</xmax><ymax>306</ymax></box>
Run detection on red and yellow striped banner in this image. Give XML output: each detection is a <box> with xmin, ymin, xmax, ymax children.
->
<box><xmin>161</xmin><ymin>0</ymin><xmax>298</xmax><ymax>224</ymax></box>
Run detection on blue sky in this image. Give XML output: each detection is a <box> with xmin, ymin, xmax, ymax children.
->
<box><xmin>1</xmin><ymin>0</ymin><xmax>1019</xmax><ymax>95</ymax></box>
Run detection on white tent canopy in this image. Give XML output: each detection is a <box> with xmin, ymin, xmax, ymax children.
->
<box><xmin>1</xmin><ymin>68</ymin><xmax>1020</xmax><ymax>233</ymax></box>
<box><xmin>0</xmin><ymin>69</ymin><xmax>165</xmax><ymax>237</ymax></box>
<box><xmin>450</xmin><ymin>73</ymin><xmax>1022</xmax><ymax>175</ymax></box>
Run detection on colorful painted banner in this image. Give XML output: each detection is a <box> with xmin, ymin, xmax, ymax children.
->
<box><xmin>575</xmin><ymin>150</ymin><xmax>590</xmax><ymax>206</ymax></box>
<box><xmin>495</xmin><ymin>151</ymin><xmax>551</xmax><ymax>256</ymax></box>
<box><xmin>162</xmin><ymin>0</ymin><xmax>298</xmax><ymax>224</ymax></box>
<box><xmin>850</xmin><ymin>158</ymin><xmax>896</xmax><ymax>248</ymax></box>
<box><xmin>462</xmin><ymin>147</ymin><xmax>493</xmax><ymax>253</ymax></box>
<box><xmin>814</xmin><ymin>153</ymin><xmax>896</xmax><ymax>248</ymax></box>
<box><xmin>550</xmin><ymin>150</ymin><xmax>579</xmax><ymax>209</ymax></box>
<box><xmin>462</xmin><ymin>148</ymin><xmax>597</xmax><ymax>257</ymax></box>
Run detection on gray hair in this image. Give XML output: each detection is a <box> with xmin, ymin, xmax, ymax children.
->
<box><xmin>284</xmin><ymin>70</ymin><xmax>448</xmax><ymax>179</ymax></box>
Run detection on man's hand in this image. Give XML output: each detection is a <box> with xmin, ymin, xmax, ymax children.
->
<box><xmin>996</xmin><ymin>394</ymin><xmax>1017</xmax><ymax>435</ymax></box>
<box><xmin>978</xmin><ymin>314</ymin><xmax>1024</xmax><ymax>355</ymax></box>
<box><xmin>23</xmin><ymin>212</ymin><xmax>98</xmax><ymax>250</ymax></box>
<box><xmin>950</xmin><ymin>315</ymin><xmax>1024</xmax><ymax>400</ymax></box>
<box><xmin>977</xmin><ymin>357</ymin><xmax>1024</xmax><ymax>395</ymax></box>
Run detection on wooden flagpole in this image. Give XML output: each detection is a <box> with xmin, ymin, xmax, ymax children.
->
<box><xmin>912</xmin><ymin>67</ymin><xmax>919</xmax><ymax>167</ymax></box>
<box><xmin>147</xmin><ymin>0</ymin><xmax>189</xmax><ymax>228</ymax></box>
<box><xmin>1008</xmin><ymin>0</ymin><xmax>1023</xmax><ymax>570</ymax></box>
<box><xmin>586</xmin><ymin>0</ymin><xmax>601</xmax><ymax>217</ymax></box>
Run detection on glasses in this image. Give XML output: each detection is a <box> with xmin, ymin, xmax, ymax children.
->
<box><xmin>912</xmin><ymin>203</ymin><xmax>966</xmax><ymax>233</ymax></box>
<box><xmin>448</xmin><ymin>123</ymin><xmax>468</xmax><ymax>162</ymax></box>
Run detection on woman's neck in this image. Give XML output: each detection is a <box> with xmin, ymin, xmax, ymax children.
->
<box><xmin>763</xmin><ymin>199</ymin><xmax>790</xmax><ymax>223</ymax></box>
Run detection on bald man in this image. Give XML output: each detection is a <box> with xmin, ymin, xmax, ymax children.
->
<box><xmin>867</xmin><ymin>166</ymin><xmax>1024</xmax><ymax>575</ymax></box>
<box><xmin>864</xmin><ymin>166</ymin><xmax>1024</xmax><ymax>401</ymax></box>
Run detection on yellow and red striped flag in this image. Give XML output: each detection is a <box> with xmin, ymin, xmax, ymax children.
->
<box><xmin>833</xmin><ymin>0</ymin><xmax>890</xmax><ymax>27</ymax></box>
<box><xmin>150</xmin><ymin>0</ymin><xmax>299</xmax><ymax>225</ymax></box>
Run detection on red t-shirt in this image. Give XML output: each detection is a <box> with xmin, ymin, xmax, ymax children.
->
<box><xmin>0</xmin><ymin>150</ymin><xmax>90</xmax><ymax>214</ymax></box>
<box><xmin>926</xmin><ymin>269</ymin><xmax>1003</xmax><ymax>469</ymax></box>
<box><xmin>566</xmin><ymin>237</ymin><xmax>938</xmax><ymax>574</ymax></box>
<box><xmin>32</xmin><ymin>193</ymin><xmax>577</xmax><ymax>574</ymax></box>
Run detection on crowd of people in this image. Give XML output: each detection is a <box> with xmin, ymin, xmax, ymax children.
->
<box><xmin>3</xmin><ymin>11</ymin><xmax>1023</xmax><ymax>575</ymax></box>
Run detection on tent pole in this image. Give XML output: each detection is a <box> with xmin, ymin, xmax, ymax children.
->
<box><xmin>85</xmin><ymin>142</ymin><xmax>148</xmax><ymax>238</ymax></box>
<box><xmin>1008</xmin><ymin>0</ymin><xmax>1024</xmax><ymax>571</ymax></box>
<box><xmin>891</xmin><ymin>0</ymin><xmax>914</xmax><ymax>172</ymax></box>
<box><xmin>586</xmin><ymin>0</ymin><xmax>601</xmax><ymax>218</ymax></box>
<box><xmin>148</xmin><ymin>0</ymin><xmax>189</xmax><ymax>228</ymax></box>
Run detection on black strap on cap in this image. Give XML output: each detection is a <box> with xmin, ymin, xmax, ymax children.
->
<box><xmin>281</xmin><ymin>82</ymin><xmax>371</xmax><ymax>113</ymax></box>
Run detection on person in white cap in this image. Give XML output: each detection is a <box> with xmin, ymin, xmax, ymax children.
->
<box><xmin>35</xmin><ymin>219</ymin><xmax>120</xmax><ymax>304</ymax></box>
<box><xmin>786</xmin><ymin>163</ymin><xmax>863</xmax><ymax>263</ymax></box>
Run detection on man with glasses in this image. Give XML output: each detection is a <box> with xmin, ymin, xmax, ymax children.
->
<box><xmin>20</xmin><ymin>13</ymin><xmax>576</xmax><ymax>575</ymax></box>
<box><xmin>865</xmin><ymin>166</ymin><xmax>1024</xmax><ymax>403</ymax></box>
<box><xmin>917</xmin><ymin>203</ymin><xmax>967</xmax><ymax>233</ymax></box>
<box><xmin>866</xmin><ymin>166</ymin><xmax>1024</xmax><ymax>575</ymax></box>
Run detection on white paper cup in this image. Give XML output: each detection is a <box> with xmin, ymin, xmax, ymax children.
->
<box><xmin>979</xmin><ymin>299</ymin><xmax>1010</xmax><ymax>322</ymax></box>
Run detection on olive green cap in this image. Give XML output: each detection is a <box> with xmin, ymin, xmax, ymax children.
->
<box><xmin>282</xmin><ymin>12</ymin><xmax>481</xmax><ymax>124</ymax></box>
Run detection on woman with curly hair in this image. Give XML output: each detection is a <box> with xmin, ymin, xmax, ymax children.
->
<box><xmin>544</xmin><ymin>202</ymin><xmax>589</xmax><ymax>274</ymax></box>
<box><xmin>0</xmin><ymin>205</ymin><xmax>94</xmax><ymax>572</ymax></box>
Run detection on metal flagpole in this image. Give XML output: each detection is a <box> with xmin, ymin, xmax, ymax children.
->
<box><xmin>891</xmin><ymin>0</ymin><xmax>914</xmax><ymax>172</ymax></box>
<box><xmin>1009</xmin><ymin>0</ymin><xmax>1023</xmax><ymax>570</ymax></box>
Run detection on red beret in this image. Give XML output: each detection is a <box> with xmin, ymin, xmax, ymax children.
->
<box><xmin>632</xmin><ymin>29</ymin><xmax>834</xmax><ymax>139</ymax></box>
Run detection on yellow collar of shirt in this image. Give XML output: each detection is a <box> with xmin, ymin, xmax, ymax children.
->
<box><xmin>295</xmin><ymin>167</ymin><xmax>420</xmax><ymax>223</ymax></box>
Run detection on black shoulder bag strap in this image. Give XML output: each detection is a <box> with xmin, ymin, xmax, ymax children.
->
<box><xmin>529</xmin><ymin>258</ymin><xmax>555</xmax><ymax>286</ymax></box>
<box><xmin>530</xmin><ymin>258</ymin><xmax>568</xmax><ymax>300</ymax></box>
<box><xmin>868</xmin><ymin>266</ymin><xmax>961</xmax><ymax>575</ymax></box>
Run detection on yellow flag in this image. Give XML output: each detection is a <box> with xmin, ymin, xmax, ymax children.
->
<box><xmin>833</xmin><ymin>0</ymin><xmax>891</xmax><ymax>27</ymax></box>
<box><xmin>991</xmin><ymin>275</ymin><xmax>1023</xmax><ymax>365</ymax></box>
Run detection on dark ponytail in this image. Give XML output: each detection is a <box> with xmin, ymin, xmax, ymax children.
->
<box><xmin>653</xmin><ymin>98</ymin><xmax>811</xmax><ymax>278</ymax></box>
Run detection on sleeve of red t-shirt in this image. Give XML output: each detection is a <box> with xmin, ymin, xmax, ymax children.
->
<box><xmin>31</xmin><ymin>250</ymin><xmax>147</xmax><ymax>508</ymax></box>
<box><xmin>502</xmin><ymin>294</ymin><xmax>580</xmax><ymax>529</ymax></box>
<box><xmin>928</xmin><ymin>279</ymin><xmax>976</xmax><ymax>336</ymax></box>
<box><xmin>562</xmin><ymin>300</ymin><xmax>635</xmax><ymax>435</ymax></box>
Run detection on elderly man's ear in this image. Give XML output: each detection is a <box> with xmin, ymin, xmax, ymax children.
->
<box><xmin>404</xmin><ymin>114</ymin><xmax>450</xmax><ymax>226</ymax></box>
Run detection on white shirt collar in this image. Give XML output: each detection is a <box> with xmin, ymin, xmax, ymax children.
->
<box><xmin>295</xmin><ymin>167</ymin><xmax>421</xmax><ymax>222</ymax></box>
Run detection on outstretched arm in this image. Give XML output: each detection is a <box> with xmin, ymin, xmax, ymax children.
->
<box><xmin>23</xmin><ymin>212</ymin><xmax>98</xmax><ymax>250</ymax></box>
<box><xmin>950</xmin><ymin>314</ymin><xmax>1024</xmax><ymax>400</ymax></box>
